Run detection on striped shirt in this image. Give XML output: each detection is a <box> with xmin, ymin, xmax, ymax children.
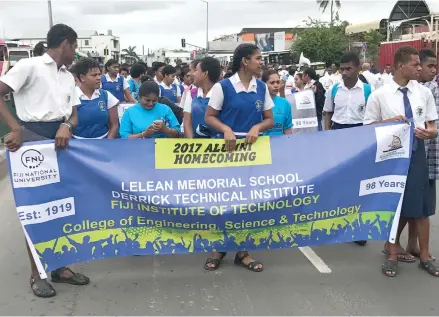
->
<box><xmin>424</xmin><ymin>79</ymin><xmax>439</xmax><ymax>179</ymax></box>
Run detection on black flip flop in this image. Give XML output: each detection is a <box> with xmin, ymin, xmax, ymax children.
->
<box><xmin>30</xmin><ymin>277</ymin><xmax>56</xmax><ymax>298</ymax></box>
<box><xmin>234</xmin><ymin>252</ymin><xmax>263</xmax><ymax>272</ymax></box>
<box><xmin>382</xmin><ymin>259</ymin><xmax>398</xmax><ymax>277</ymax></box>
<box><xmin>51</xmin><ymin>267</ymin><xmax>90</xmax><ymax>285</ymax></box>
<box><xmin>419</xmin><ymin>260</ymin><xmax>439</xmax><ymax>277</ymax></box>
<box><xmin>354</xmin><ymin>240</ymin><xmax>367</xmax><ymax>246</ymax></box>
<box><xmin>204</xmin><ymin>252</ymin><xmax>227</xmax><ymax>271</ymax></box>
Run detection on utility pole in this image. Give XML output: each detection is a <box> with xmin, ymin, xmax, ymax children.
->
<box><xmin>201</xmin><ymin>0</ymin><xmax>209</xmax><ymax>54</ymax></box>
<box><xmin>48</xmin><ymin>0</ymin><xmax>54</xmax><ymax>28</ymax></box>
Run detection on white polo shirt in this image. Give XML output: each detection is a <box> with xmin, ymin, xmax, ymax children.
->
<box><xmin>208</xmin><ymin>73</ymin><xmax>274</xmax><ymax>111</ymax></box>
<box><xmin>323</xmin><ymin>79</ymin><xmax>370</xmax><ymax>125</ymax></box>
<box><xmin>183</xmin><ymin>87</ymin><xmax>212</xmax><ymax>113</ymax></box>
<box><xmin>76</xmin><ymin>86</ymin><xmax>120</xmax><ymax>109</ymax></box>
<box><xmin>364</xmin><ymin>79</ymin><xmax>437</xmax><ymax>128</ymax></box>
<box><xmin>0</xmin><ymin>53</ymin><xmax>80</xmax><ymax>122</ymax></box>
<box><xmin>364</xmin><ymin>80</ymin><xmax>438</xmax><ymax>128</ymax></box>
<box><xmin>159</xmin><ymin>82</ymin><xmax>181</xmax><ymax>97</ymax></box>
<box><xmin>104</xmin><ymin>73</ymin><xmax>129</xmax><ymax>90</ymax></box>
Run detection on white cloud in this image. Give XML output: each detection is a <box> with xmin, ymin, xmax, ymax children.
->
<box><xmin>0</xmin><ymin>0</ymin><xmax>395</xmax><ymax>52</ymax></box>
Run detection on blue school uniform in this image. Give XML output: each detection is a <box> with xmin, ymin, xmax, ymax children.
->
<box><xmin>218</xmin><ymin>78</ymin><xmax>266</xmax><ymax>137</ymax></box>
<box><xmin>119</xmin><ymin>103</ymin><xmax>181</xmax><ymax>139</ymax></box>
<box><xmin>191</xmin><ymin>96</ymin><xmax>218</xmax><ymax>138</ymax></box>
<box><xmin>128</xmin><ymin>78</ymin><xmax>140</xmax><ymax>102</ymax></box>
<box><xmin>159</xmin><ymin>84</ymin><xmax>179</xmax><ymax>103</ymax></box>
<box><xmin>74</xmin><ymin>89</ymin><xmax>110</xmax><ymax>139</ymax></box>
<box><xmin>101</xmin><ymin>75</ymin><xmax>125</xmax><ymax>102</ymax></box>
<box><xmin>264</xmin><ymin>96</ymin><xmax>293</xmax><ymax>136</ymax></box>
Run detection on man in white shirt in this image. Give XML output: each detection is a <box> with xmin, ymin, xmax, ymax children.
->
<box><xmin>324</xmin><ymin>52</ymin><xmax>372</xmax><ymax>132</ymax></box>
<box><xmin>319</xmin><ymin>67</ymin><xmax>333</xmax><ymax>90</ymax></box>
<box><xmin>278</xmin><ymin>65</ymin><xmax>289</xmax><ymax>81</ymax></box>
<box><xmin>364</xmin><ymin>46</ymin><xmax>438</xmax><ymax>278</ymax></box>
<box><xmin>382</xmin><ymin>64</ymin><xmax>394</xmax><ymax>85</ymax></box>
<box><xmin>0</xmin><ymin>24</ymin><xmax>90</xmax><ymax>297</ymax></box>
<box><xmin>361</xmin><ymin>63</ymin><xmax>378</xmax><ymax>88</ymax></box>
<box><xmin>329</xmin><ymin>63</ymin><xmax>342</xmax><ymax>85</ymax></box>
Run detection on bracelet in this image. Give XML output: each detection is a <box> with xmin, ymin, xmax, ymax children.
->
<box><xmin>60</xmin><ymin>122</ymin><xmax>72</xmax><ymax>132</ymax></box>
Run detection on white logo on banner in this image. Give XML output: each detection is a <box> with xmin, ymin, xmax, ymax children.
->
<box><xmin>375</xmin><ymin>124</ymin><xmax>410</xmax><ymax>163</ymax></box>
<box><xmin>9</xmin><ymin>143</ymin><xmax>60</xmax><ymax>188</ymax></box>
<box><xmin>294</xmin><ymin>90</ymin><xmax>316</xmax><ymax>110</ymax></box>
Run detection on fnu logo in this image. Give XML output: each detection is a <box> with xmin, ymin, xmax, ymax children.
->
<box><xmin>21</xmin><ymin>149</ymin><xmax>44</xmax><ymax>169</ymax></box>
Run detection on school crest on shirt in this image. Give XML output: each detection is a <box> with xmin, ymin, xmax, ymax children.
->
<box><xmin>66</xmin><ymin>94</ymin><xmax>71</xmax><ymax>103</ymax></box>
<box><xmin>255</xmin><ymin>100</ymin><xmax>263</xmax><ymax>112</ymax></box>
<box><xmin>358</xmin><ymin>104</ymin><xmax>365</xmax><ymax>113</ymax></box>
<box><xmin>416</xmin><ymin>107</ymin><xmax>423</xmax><ymax>117</ymax></box>
<box><xmin>172</xmin><ymin>89</ymin><xmax>177</xmax><ymax>96</ymax></box>
<box><xmin>116</xmin><ymin>85</ymin><xmax>121</xmax><ymax>92</ymax></box>
<box><xmin>98</xmin><ymin>101</ymin><xmax>106</xmax><ymax>111</ymax></box>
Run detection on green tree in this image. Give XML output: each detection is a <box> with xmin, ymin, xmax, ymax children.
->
<box><xmin>291</xmin><ymin>19</ymin><xmax>349</xmax><ymax>64</ymax></box>
<box><xmin>121</xmin><ymin>46</ymin><xmax>139</xmax><ymax>64</ymax></box>
<box><xmin>317</xmin><ymin>0</ymin><xmax>341</xmax><ymax>25</ymax></box>
<box><xmin>363</xmin><ymin>29</ymin><xmax>386</xmax><ymax>63</ymax></box>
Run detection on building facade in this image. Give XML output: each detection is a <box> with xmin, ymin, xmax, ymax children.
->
<box><xmin>18</xmin><ymin>30</ymin><xmax>121</xmax><ymax>64</ymax></box>
<box><xmin>146</xmin><ymin>49</ymin><xmax>191</xmax><ymax>67</ymax></box>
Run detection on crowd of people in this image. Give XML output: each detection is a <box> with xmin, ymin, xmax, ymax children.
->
<box><xmin>0</xmin><ymin>23</ymin><xmax>438</xmax><ymax>298</ymax></box>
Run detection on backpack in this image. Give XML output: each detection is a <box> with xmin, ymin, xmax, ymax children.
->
<box><xmin>331</xmin><ymin>82</ymin><xmax>371</xmax><ymax>106</ymax></box>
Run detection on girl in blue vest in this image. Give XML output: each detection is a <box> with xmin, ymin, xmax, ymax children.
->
<box><xmin>204</xmin><ymin>44</ymin><xmax>275</xmax><ymax>273</ymax></box>
<box><xmin>128</xmin><ymin>63</ymin><xmax>147</xmax><ymax>102</ymax></box>
<box><xmin>183</xmin><ymin>56</ymin><xmax>221</xmax><ymax>138</ymax></box>
<box><xmin>101</xmin><ymin>59</ymin><xmax>136</xmax><ymax>103</ymax></box>
<box><xmin>159</xmin><ymin>65</ymin><xmax>182</xmax><ymax>104</ymax></box>
<box><xmin>119</xmin><ymin>81</ymin><xmax>180</xmax><ymax>139</ymax></box>
<box><xmin>262</xmin><ymin>70</ymin><xmax>293</xmax><ymax>136</ymax></box>
<box><xmin>73</xmin><ymin>58</ymin><xmax>120</xmax><ymax>139</ymax></box>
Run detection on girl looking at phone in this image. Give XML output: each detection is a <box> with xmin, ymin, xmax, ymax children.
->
<box><xmin>119</xmin><ymin>81</ymin><xmax>180</xmax><ymax>139</ymax></box>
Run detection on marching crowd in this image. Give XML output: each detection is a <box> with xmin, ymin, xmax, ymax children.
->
<box><xmin>0</xmin><ymin>23</ymin><xmax>438</xmax><ymax>298</ymax></box>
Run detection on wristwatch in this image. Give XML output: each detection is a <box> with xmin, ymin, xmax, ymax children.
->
<box><xmin>61</xmin><ymin>122</ymin><xmax>73</xmax><ymax>132</ymax></box>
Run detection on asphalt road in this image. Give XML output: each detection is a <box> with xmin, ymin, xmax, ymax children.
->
<box><xmin>1</xmin><ymin>174</ymin><xmax>439</xmax><ymax>316</ymax></box>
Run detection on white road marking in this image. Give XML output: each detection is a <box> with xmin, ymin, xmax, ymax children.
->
<box><xmin>299</xmin><ymin>247</ymin><xmax>332</xmax><ymax>274</ymax></box>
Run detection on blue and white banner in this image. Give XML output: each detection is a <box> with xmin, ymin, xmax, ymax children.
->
<box><xmin>7</xmin><ymin>123</ymin><xmax>411</xmax><ymax>277</ymax></box>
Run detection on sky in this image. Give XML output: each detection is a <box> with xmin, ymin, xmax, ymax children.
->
<box><xmin>0</xmin><ymin>0</ymin><xmax>396</xmax><ymax>53</ymax></box>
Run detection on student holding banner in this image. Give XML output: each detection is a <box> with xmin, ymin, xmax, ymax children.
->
<box><xmin>72</xmin><ymin>58</ymin><xmax>120</xmax><ymax>139</ymax></box>
<box><xmin>364</xmin><ymin>46</ymin><xmax>438</xmax><ymax>278</ymax></box>
<box><xmin>204</xmin><ymin>43</ymin><xmax>274</xmax><ymax>272</ymax></box>
<box><xmin>183</xmin><ymin>56</ymin><xmax>221</xmax><ymax>138</ymax></box>
<box><xmin>393</xmin><ymin>49</ymin><xmax>438</xmax><ymax>263</ymax></box>
<box><xmin>119</xmin><ymin>81</ymin><xmax>180</xmax><ymax>139</ymax></box>
<box><xmin>0</xmin><ymin>24</ymin><xmax>90</xmax><ymax>298</ymax></box>
<box><xmin>101</xmin><ymin>59</ymin><xmax>136</xmax><ymax>103</ymax></box>
<box><xmin>261</xmin><ymin>70</ymin><xmax>293</xmax><ymax>135</ymax></box>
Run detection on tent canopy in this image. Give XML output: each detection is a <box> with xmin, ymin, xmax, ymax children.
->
<box><xmin>389</xmin><ymin>0</ymin><xmax>439</xmax><ymax>22</ymax></box>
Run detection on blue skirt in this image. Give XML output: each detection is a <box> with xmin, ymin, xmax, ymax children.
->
<box><xmin>401</xmin><ymin>139</ymin><xmax>433</xmax><ymax>218</ymax></box>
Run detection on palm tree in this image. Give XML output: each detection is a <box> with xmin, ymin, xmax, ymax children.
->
<box><xmin>121</xmin><ymin>46</ymin><xmax>139</xmax><ymax>64</ymax></box>
<box><xmin>317</xmin><ymin>0</ymin><xmax>341</xmax><ymax>25</ymax></box>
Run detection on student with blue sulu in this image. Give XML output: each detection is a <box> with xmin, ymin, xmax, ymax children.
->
<box><xmin>183</xmin><ymin>57</ymin><xmax>221</xmax><ymax>138</ymax></box>
<box><xmin>101</xmin><ymin>59</ymin><xmax>136</xmax><ymax>103</ymax></box>
<box><xmin>261</xmin><ymin>70</ymin><xmax>293</xmax><ymax>136</ymax></box>
<box><xmin>72</xmin><ymin>58</ymin><xmax>120</xmax><ymax>139</ymax></box>
<box><xmin>119</xmin><ymin>81</ymin><xmax>180</xmax><ymax>139</ymax></box>
<box><xmin>204</xmin><ymin>44</ymin><xmax>274</xmax><ymax>272</ymax></box>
